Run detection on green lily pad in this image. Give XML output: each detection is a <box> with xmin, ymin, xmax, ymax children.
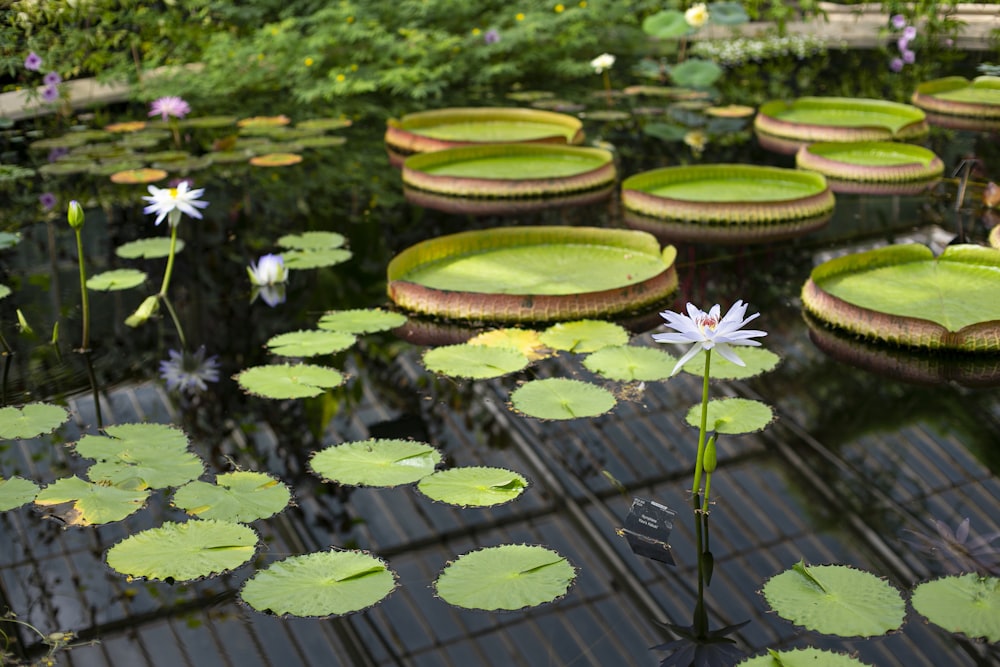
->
<box><xmin>910</xmin><ymin>574</ymin><xmax>1000</xmax><ymax>642</ymax></box>
<box><xmin>34</xmin><ymin>476</ymin><xmax>149</xmax><ymax>526</ymax></box>
<box><xmin>671</xmin><ymin>58</ymin><xmax>723</xmax><ymax>88</ymax></box>
<box><xmin>282</xmin><ymin>248</ymin><xmax>352</xmax><ymax>269</ymax></box>
<box><xmin>422</xmin><ymin>344</ymin><xmax>530</xmax><ymax>379</ymax></box>
<box><xmin>86</xmin><ymin>269</ymin><xmax>148</xmax><ymax>291</ymax></box>
<box><xmin>467</xmin><ymin>328</ymin><xmax>551</xmax><ymax>360</ymax></box>
<box><xmin>309</xmin><ymin>438</ymin><xmax>442</xmax><ymax>487</ymax></box>
<box><xmin>265</xmin><ymin>329</ymin><xmax>357</xmax><ymax>358</ymax></box>
<box><xmin>417</xmin><ymin>467</ymin><xmax>529</xmax><ymax>507</ymax></box>
<box><xmin>115</xmin><ymin>237</ymin><xmax>185</xmax><ymax>259</ymax></box>
<box><xmin>582</xmin><ymin>345</ymin><xmax>677</xmax><ymax>381</ymax></box>
<box><xmin>642</xmin><ymin>10</ymin><xmax>692</xmax><ymax>39</ymax></box>
<box><xmin>510</xmin><ymin>378</ymin><xmax>616</xmax><ymax>420</ymax></box>
<box><xmin>684</xmin><ymin>397</ymin><xmax>773</xmax><ymax>435</ymax></box>
<box><xmin>755</xmin><ymin>96</ymin><xmax>929</xmax><ymax>143</ymax></box>
<box><xmin>277</xmin><ymin>231</ymin><xmax>346</xmax><ymax>250</ymax></box>
<box><xmin>317</xmin><ymin>308</ymin><xmax>407</xmax><ymax>334</ymax></box>
<box><xmin>679</xmin><ymin>347</ymin><xmax>780</xmax><ymax>380</ymax></box>
<box><xmin>235</xmin><ymin>363</ymin><xmax>345</xmax><ymax>399</ymax></box>
<box><xmin>172</xmin><ymin>471</ymin><xmax>291</xmax><ymax>522</ymax></box>
<box><xmin>434</xmin><ymin>544</ymin><xmax>576</xmax><ymax>611</ymax></box>
<box><xmin>0</xmin><ymin>476</ymin><xmax>40</xmax><ymax>511</ymax></box>
<box><xmin>296</xmin><ymin>117</ymin><xmax>353</xmax><ymax>132</ymax></box>
<box><xmin>106</xmin><ymin>520</ymin><xmax>258</xmax><ymax>582</ymax></box>
<box><xmin>0</xmin><ymin>403</ymin><xmax>69</xmax><ymax>439</ymax></box>
<box><xmin>762</xmin><ymin>561</ymin><xmax>906</xmax><ymax>637</ymax></box>
<box><xmin>296</xmin><ymin>136</ymin><xmax>349</xmax><ymax>149</ymax></box>
<box><xmin>0</xmin><ymin>232</ymin><xmax>21</xmax><ymax>250</ymax></box>
<box><xmin>74</xmin><ymin>423</ymin><xmax>204</xmax><ymax>489</ymax></box>
<box><xmin>241</xmin><ymin>549</ymin><xmax>396</xmax><ymax>617</ymax></box>
<box><xmin>250</xmin><ymin>152</ymin><xmax>302</xmax><ymax>167</ymax></box>
<box><xmin>539</xmin><ymin>320</ymin><xmax>629</xmax><ymax>353</ymax></box>
<box><xmin>0</xmin><ymin>285</ymin><xmax>10</xmax><ymax>300</ymax></box>
<box><xmin>737</xmin><ymin>648</ymin><xmax>873</xmax><ymax>666</ymax></box>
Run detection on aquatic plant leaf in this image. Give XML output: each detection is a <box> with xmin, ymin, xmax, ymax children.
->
<box><xmin>685</xmin><ymin>398</ymin><xmax>773</xmax><ymax>434</ymax></box>
<box><xmin>670</xmin><ymin>58</ymin><xmax>724</xmax><ymax>88</ymax></box>
<box><xmin>235</xmin><ymin>363</ymin><xmax>345</xmax><ymax>399</ymax></box>
<box><xmin>582</xmin><ymin>345</ymin><xmax>677</xmax><ymax>381</ymax></box>
<box><xmin>467</xmin><ymin>328</ymin><xmax>551</xmax><ymax>360</ymax></box>
<box><xmin>266</xmin><ymin>329</ymin><xmax>357</xmax><ymax>358</ymax></box>
<box><xmin>282</xmin><ymin>248</ymin><xmax>352</xmax><ymax>269</ymax></box>
<box><xmin>106</xmin><ymin>520</ymin><xmax>258</xmax><ymax>581</ymax></box>
<box><xmin>737</xmin><ymin>647</ymin><xmax>873</xmax><ymax>666</ymax></box>
<box><xmin>434</xmin><ymin>544</ymin><xmax>576</xmax><ymax>610</ymax></box>
<box><xmin>417</xmin><ymin>467</ymin><xmax>528</xmax><ymax>507</ymax></box>
<box><xmin>34</xmin><ymin>476</ymin><xmax>149</xmax><ymax>526</ymax></box>
<box><xmin>249</xmin><ymin>152</ymin><xmax>302</xmax><ymax>167</ymax></box>
<box><xmin>241</xmin><ymin>549</ymin><xmax>396</xmax><ymax>617</ymax></box>
<box><xmin>172</xmin><ymin>471</ymin><xmax>291</xmax><ymax>522</ymax></box>
<box><xmin>74</xmin><ymin>423</ymin><xmax>204</xmax><ymax>489</ymax></box>
<box><xmin>296</xmin><ymin>136</ymin><xmax>348</xmax><ymax>149</ymax></box>
<box><xmin>0</xmin><ymin>476</ymin><xmax>40</xmax><ymax>511</ymax></box>
<box><xmin>539</xmin><ymin>320</ymin><xmax>629</xmax><ymax>353</ymax></box>
<box><xmin>115</xmin><ymin>237</ymin><xmax>185</xmax><ymax>259</ymax></box>
<box><xmin>910</xmin><ymin>574</ymin><xmax>1000</xmax><ymax>642</ymax></box>
<box><xmin>679</xmin><ymin>347</ymin><xmax>781</xmax><ymax>380</ymax></box>
<box><xmin>0</xmin><ymin>284</ymin><xmax>10</xmax><ymax>300</ymax></box>
<box><xmin>762</xmin><ymin>562</ymin><xmax>906</xmax><ymax>637</ymax></box>
<box><xmin>0</xmin><ymin>403</ymin><xmax>69</xmax><ymax>439</ymax></box>
<box><xmin>510</xmin><ymin>378</ymin><xmax>616</xmax><ymax>420</ymax></box>
<box><xmin>0</xmin><ymin>232</ymin><xmax>21</xmax><ymax>250</ymax></box>
<box><xmin>296</xmin><ymin>117</ymin><xmax>353</xmax><ymax>132</ymax></box>
<box><xmin>109</xmin><ymin>168</ymin><xmax>168</xmax><ymax>184</ymax></box>
<box><xmin>86</xmin><ymin>269</ymin><xmax>148</xmax><ymax>291</ymax></box>
<box><xmin>643</xmin><ymin>122</ymin><xmax>689</xmax><ymax>142</ymax></box>
<box><xmin>317</xmin><ymin>308</ymin><xmax>408</xmax><ymax>334</ymax></box>
<box><xmin>642</xmin><ymin>10</ymin><xmax>691</xmax><ymax>39</ymax></box>
<box><xmin>310</xmin><ymin>438</ymin><xmax>442</xmax><ymax>487</ymax></box>
<box><xmin>277</xmin><ymin>231</ymin><xmax>346</xmax><ymax>250</ymax></box>
<box><xmin>422</xmin><ymin>344</ymin><xmax>530</xmax><ymax>379</ymax></box>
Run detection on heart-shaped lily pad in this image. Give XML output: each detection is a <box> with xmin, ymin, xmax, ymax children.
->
<box><xmin>417</xmin><ymin>467</ymin><xmax>529</xmax><ymax>507</ymax></box>
<box><xmin>910</xmin><ymin>574</ymin><xmax>1000</xmax><ymax>642</ymax></box>
<box><xmin>34</xmin><ymin>476</ymin><xmax>149</xmax><ymax>526</ymax></box>
<box><xmin>235</xmin><ymin>363</ymin><xmax>345</xmax><ymax>399</ymax></box>
<box><xmin>0</xmin><ymin>403</ymin><xmax>69</xmax><ymax>439</ymax></box>
<box><xmin>422</xmin><ymin>344</ymin><xmax>531</xmax><ymax>379</ymax></box>
<box><xmin>86</xmin><ymin>269</ymin><xmax>148</xmax><ymax>291</ymax></box>
<box><xmin>737</xmin><ymin>648</ymin><xmax>873</xmax><ymax>666</ymax></box>
<box><xmin>510</xmin><ymin>378</ymin><xmax>616</xmax><ymax>420</ymax></box>
<box><xmin>467</xmin><ymin>328</ymin><xmax>551</xmax><ymax>360</ymax></box>
<box><xmin>282</xmin><ymin>248</ymin><xmax>352</xmax><ymax>269</ymax></box>
<box><xmin>0</xmin><ymin>476</ymin><xmax>40</xmax><ymax>511</ymax></box>
<box><xmin>265</xmin><ymin>329</ymin><xmax>357</xmax><ymax>358</ymax></box>
<box><xmin>74</xmin><ymin>423</ymin><xmax>205</xmax><ymax>489</ymax></box>
<box><xmin>309</xmin><ymin>439</ymin><xmax>442</xmax><ymax>487</ymax></box>
<box><xmin>539</xmin><ymin>320</ymin><xmax>629</xmax><ymax>353</ymax></box>
<box><xmin>172</xmin><ymin>471</ymin><xmax>291</xmax><ymax>522</ymax></box>
<box><xmin>582</xmin><ymin>345</ymin><xmax>677</xmax><ymax>381</ymax></box>
<box><xmin>679</xmin><ymin>347</ymin><xmax>780</xmax><ymax>380</ymax></box>
<box><xmin>317</xmin><ymin>308</ymin><xmax>408</xmax><ymax>334</ymax></box>
<box><xmin>116</xmin><ymin>237</ymin><xmax>185</xmax><ymax>259</ymax></box>
<box><xmin>685</xmin><ymin>398</ymin><xmax>774</xmax><ymax>435</ymax></box>
<box><xmin>277</xmin><ymin>231</ymin><xmax>346</xmax><ymax>250</ymax></box>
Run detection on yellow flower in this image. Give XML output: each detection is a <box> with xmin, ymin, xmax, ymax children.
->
<box><xmin>336</xmin><ymin>73</ymin><xmax>346</xmax><ymax>82</ymax></box>
<box><xmin>555</xmin><ymin>3</ymin><xmax>564</xmax><ymax>11</ymax></box>
<box><xmin>304</xmin><ymin>57</ymin><xmax>314</xmax><ymax>67</ymax></box>
<box><xmin>350</xmin><ymin>63</ymin><xmax>358</xmax><ymax>71</ymax></box>
<box><xmin>579</xmin><ymin>1</ymin><xmax>587</xmax><ymax>7</ymax></box>
<box><xmin>516</xmin><ymin>12</ymin><xmax>525</xmax><ymax>21</ymax></box>
<box><xmin>346</xmin><ymin>15</ymin><xmax>354</xmax><ymax>23</ymax></box>
<box><xmin>684</xmin><ymin>3</ymin><xmax>709</xmax><ymax>28</ymax></box>
<box><xmin>472</xmin><ymin>27</ymin><xmax>481</xmax><ymax>35</ymax></box>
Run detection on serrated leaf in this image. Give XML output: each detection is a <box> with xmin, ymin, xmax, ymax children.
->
<box><xmin>417</xmin><ymin>467</ymin><xmax>528</xmax><ymax>507</ymax></box>
<box><xmin>115</xmin><ymin>237</ymin><xmax>185</xmax><ymax>259</ymax></box>
<box><xmin>510</xmin><ymin>378</ymin><xmax>616</xmax><ymax>420</ymax></box>
<box><xmin>582</xmin><ymin>345</ymin><xmax>677</xmax><ymax>381</ymax></box>
<box><xmin>309</xmin><ymin>439</ymin><xmax>442</xmax><ymax>487</ymax></box>
<box><xmin>172</xmin><ymin>471</ymin><xmax>291</xmax><ymax>522</ymax></box>
<box><xmin>0</xmin><ymin>476</ymin><xmax>40</xmax><ymax>511</ymax></box>
<box><xmin>277</xmin><ymin>231</ymin><xmax>346</xmax><ymax>250</ymax></box>
<box><xmin>539</xmin><ymin>320</ymin><xmax>629</xmax><ymax>353</ymax></box>
<box><xmin>317</xmin><ymin>308</ymin><xmax>407</xmax><ymax>334</ymax></box>
<box><xmin>911</xmin><ymin>574</ymin><xmax>1000</xmax><ymax>642</ymax></box>
<box><xmin>422</xmin><ymin>344</ymin><xmax>530</xmax><ymax>379</ymax></box>
<box><xmin>34</xmin><ymin>476</ymin><xmax>149</xmax><ymax>526</ymax></box>
<box><xmin>434</xmin><ymin>544</ymin><xmax>576</xmax><ymax>611</ymax></box>
<box><xmin>86</xmin><ymin>269</ymin><xmax>148</xmax><ymax>291</ymax></box>
<box><xmin>266</xmin><ymin>329</ymin><xmax>357</xmax><ymax>358</ymax></box>
<box><xmin>235</xmin><ymin>364</ymin><xmax>345</xmax><ymax>399</ymax></box>
<box><xmin>684</xmin><ymin>397</ymin><xmax>773</xmax><ymax>434</ymax></box>
<box><xmin>282</xmin><ymin>248</ymin><xmax>352</xmax><ymax>269</ymax></box>
<box><xmin>241</xmin><ymin>550</ymin><xmax>396</xmax><ymax>617</ymax></box>
<box><xmin>0</xmin><ymin>403</ymin><xmax>69</xmax><ymax>439</ymax></box>
<box><xmin>74</xmin><ymin>423</ymin><xmax>204</xmax><ymax>489</ymax></box>
<box><xmin>737</xmin><ymin>647</ymin><xmax>873</xmax><ymax>666</ymax></box>
<box><xmin>467</xmin><ymin>328</ymin><xmax>550</xmax><ymax>361</ymax></box>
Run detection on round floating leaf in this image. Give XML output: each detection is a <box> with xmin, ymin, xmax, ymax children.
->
<box><xmin>310</xmin><ymin>438</ymin><xmax>442</xmax><ymax>487</ymax></box>
<box><xmin>0</xmin><ymin>285</ymin><xmax>10</xmax><ymax>300</ymax></box>
<box><xmin>0</xmin><ymin>476</ymin><xmax>40</xmax><ymax>511</ymax></box>
<box><xmin>467</xmin><ymin>328</ymin><xmax>551</xmax><ymax>361</ymax></box>
<box><xmin>277</xmin><ymin>231</ymin><xmax>346</xmax><ymax>250</ymax></box>
<box><xmin>911</xmin><ymin>574</ymin><xmax>1000</xmax><ymax>642</ymax></box>
<box><xmin>266</xmin><ymin>329</ymin><xmax>357</xmax><ymax>358</ymax></box>
<box><xmin>434</xmin><ymin>544</ymin><xmax>576</xmax><ymax>611</ymax></box>
<box><xmin>539</xmin><ymin>320</ymin><xmax>630</xmax><ymax>353</ymax></box>
<box><xmin>685</xmin><ymin>397</ymin><xmax>773</xmax><ymax>434</ymax></box>
<box><xmin>0</xmin><ymin>403</ymin><xmax>69</xmax><ymax>439</ymax></box>
<box><xmin>680</xmin><ymin>347</ymin><xmax>780</xmax><ymax>380</ymax></box>
<box><xmin>0</xmin><ymin>232</ymin><xmax>21</xmax><ymax>250</ymax></box>
<box><xmin>422</xmin><ymin>344</ymin><xmax>530</xmax><ymax>379</ymax></box>
<box><xmin>282</xmin><ymin>248</ymin><xmax>352</xmax><ymax>269</ymax></box>
<box><xmin>109</xmin><ymin>168</ymin><xmax>168</xmax><ymax>184</ymax></box>
<box><xmin>296</xmin><ymin>117</ymin><xmax>352</xmax><ymax>132</ymax></box>
<box><xmin>642</xmin><ymin>10</ymin><xmax>692</xmax><ymax>39</ymax></box>
<box><xmin>74</xmin><ymin>423</ymin><xmax>204</xmax><ymax>489</ymax></box>
<box><xmin>738</xmin><ymin>648</ymin><xmax>873</xmax><ymax>667</ymax></box>
<box><xmin>172</xmin><ymin>471</ymin><xmax>291</xmax><ymax>522</ymax></box>
<box><xmin>86</xmin><ymin>269</ymin><xmax>148</xmax><ymax>291</ymax></box>
<box><xmin>238</xmin><ymin>115</ymin><xmax>291</xmax><ymax>128</ymax></box>
<box><xmin>115</xmin><ymin>237</ymin><xmax>185</xmax><ymax>259</ymax></box>
<box><xmin>671</xmin><ymin>58</ymin><xmax>724</xmax><ymax>88</ymax></box>
<box><xmin>241</xmin><ymin>549</ymin><xmax>396</xmax><ymax>617</ymax></box>
<box><xmin>762</xmin><ymin>561</ymin><xmax>906</xmax><ymax>637</ymax></box>
<box><xmin>106</xmin><ymin>520</ymin><xmax>258</xmax><ymax>582</ymax></box>
<box><xmin>510</xmin><ymin>378</ymin><xmax>616</xmax><ymax>420</ymax></box>
<box><xmin>249</xmin><ymin>152</ymin><xmax>302</xmax><ymax>167</ymax></box>
<box><xmin>235</xmin><ymin>363</ymin><xmax>345</xmax><ymax>399</ymax></box>
<box><xmin>317</xmin><ymin>308</ymin><xmax>407</xmax><ymax>334</ymax></box>
<box><xmin>582</xmin><ymin>345</ymin><xmax>677</xmax><ymax>381</ymax></box>
<box><xmin>297</xmin><ymin>135</ymin><xmax>348</xmax><ymax>149</ymax></box>
<box><xmin>34</xmin><ymin>476</ymin><xmax>149</xmax><ymax>526</ymax></box>
<box><xmin>417</xmin><ymin>467</ymin><xmax>528</xmax><ymax>507</ymax></box>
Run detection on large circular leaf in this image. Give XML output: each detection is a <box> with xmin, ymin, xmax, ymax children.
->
<box><xmin>241</xmin><ymin>549</ymin><xmax>396</xmax><ymax>617</ymax></box>
<box><xmin>417</xmin><ymin>467</ymin><xmax>528</xmax><ymax>507</ymax></box>
<box><xmin>510</xmin><ymin>378</ymin><xmax>616</xmax><ymax>420</ymax></box>
<box><xmin>684</xmin><ymin>398</ymin><xmax>773</xmax><ymax>435</ymax></box>
<box><xmin>434</xmin><ymin>544</ymin><xmax>576</xmax><ymax>611</ymax></box>
<box><xmin>172</xmin><ymin>471</ymin><xmax>291</xmax><ymax>522</ymax></box>
<box><xmin>235</xmin><ymin>364</ymin><xmax>345</xmax><ymax>399</ymax></box>
<box><xmin>910</xmin><ymin>574</ymin><xmax>1000</xmax><ymax>642</ymax></box>
<box><xmin>422</xmin><ymin>344</ymin><xmax>530</xmax><ymax>379</ymax></box>
<box><xmin>309</xmin><ymin>439</ymin><xmax>442</xmax><ymax>487</ymax></box>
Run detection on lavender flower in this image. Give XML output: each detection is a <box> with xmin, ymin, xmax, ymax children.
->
<box><xmin>41</xmin><ymin>85</ymin><xmax>59</xmax><ymax>103</ymax></box>
<box><xmin>24</xmin><ymin>52</ymin><xmax>42</xmax><ymax>71</ymax></box>
<box><xmin>159</xmin><ymin>346</ymin><xmax>221</xmax><ymax>394</ymax></box>
<box><xmin>39</xmin><ymin>192</ymin><xmax>57</xmax><ymax>211</ymax></box>
<box><xmin>148</xmin><ymin>96</ymin><xmax>191</xmax><ymax>121</ymax></box>
<box><xmin>902</xmin><ymin>49</ymin><xmax>916</xmax><ymax>64</ymax></box>
<box><xmin>653</xmin><ymin>300</ymin><xmax>767</xmax><ymax>375</ymax></box>
<box><xmin>484</xmin><ymin>28</ymin><xmax>500</xmax><ymax>44</ymax></box>
<box><xmin>890</xmin><ymin>14</ymin><xmax>907</xmax><ymax>30</ymax></box>
<box><xmin>897</xmin><ymin>36</ymin><xmax>911</xmax><ymax>52</ymax></box>
<box><xmin>902</xmin><ymin>25</ymin><xmax>917</xmax><ymax>41</ymax></box>
<box><xmin>43</xmin><ymin>71</ymin><xmax>61</xmax><ymax>86</ymax></box>
<box><xmin>889</xmin><ymin>58</ymin><xmax>904</xmax><ymax>72</ymax></box>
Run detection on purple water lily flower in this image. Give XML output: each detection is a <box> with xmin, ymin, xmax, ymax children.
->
<box><xmin>43</xmin><ymin>71</ymin><xmax>61</xmax><ymax>86</ymax></box>
<box><xmin>484</xmin><ymin>28</ymin><xmax>500</xmax><ymax>44</ymax></box>
<box><xmin>148</xmin><ymin>96</ymin><xmax>191</xmax><ymax>121</ymax></box>
<box><xmin>889</xmin><ymin>57</ymin><xmax>904</xmax><ymax>72</ymax></box>
<box><xmin>39</xmin><ymin>192</ymin><xmax>57</xmax><ymax>211</ymax></box>
<box><xmin>41</xmin><ymin>85</ymin><xmax>59</xmax><ymax>103</ymax></box>
<box><xmin>24</xmin><ymin>52</ymin><xmax>42</xmax><ymax>71</ymax></box>
<box><xmin>902</xmin><ymin>49</ymin><xmax>916</xmax><ymax>64</ymax></box>
<box><xmin>890</xmin><ymin>14</ymin><xmax>907</xmax><ymax>29</ymax></box>
<box><xmin>902</xmin><ymin>25</ymin><xmax>917</xmax><ymax>41</ymax></box>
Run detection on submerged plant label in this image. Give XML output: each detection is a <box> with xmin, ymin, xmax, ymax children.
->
<box><xmin>621</xmin><ymin>497</ymin><xmax>676</xmax><ymax>566</ymax></box>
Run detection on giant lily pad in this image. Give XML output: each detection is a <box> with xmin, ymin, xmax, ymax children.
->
<box><xmin>801</xmin><ymin>244</ymin><xmax>1000</xmax><ymax>351</ymax></box>
<box><xmin>754</xmin><ymin>97</ymin><xmax>929</xmax><ymax>154</ymax></box>
<box><xmin>387</xmin><ymin>226</ymin><xmax>677</xmax><ymax>323</ymax></box>
<box><xmin>796</xmin><ymin>141</ymin><xmax>944</xmax><ymax>195</ymax></box>
<box><xmin>911</xmin><ymin>76</ymin><xmax>1000</xmax><ymax>130</ymax></box>
<box><xmin>404</xmin><ymin>183</ymin><xmax>616</xmax><ymax>216</ymax></box>
<box><xmin>910</xmin><ymin>574</ymin><xmax>1000</xmax><ymax>642</ymax></box>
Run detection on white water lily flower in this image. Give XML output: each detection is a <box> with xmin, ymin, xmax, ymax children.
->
<box><xmin>247</xmin><ymin>254</ymin><xmax>288</xmax><ymax>286</ymax></box>
<box><xmin>142</xmin><ymin>181</ymin><xmax>209</xmax><ymax>227</ymax></box>
<box><xmin>685</xmin><ymin>3</ymin><xmax>709</xmax><ymax>28</ymax></box>
<box><xmin>590</xmin><ymin>53</ymin><xmax>615</xmax><ymax>74</ymax></box>
<box><xmin>653</xmin><ymin>300</ymin><xmax>767</xmax><ymax>375</ymax></box>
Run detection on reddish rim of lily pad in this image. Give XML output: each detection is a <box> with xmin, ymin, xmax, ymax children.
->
<box><xmin>249</xmin><ymin>153</ymin><xmax>303</xmax><ymax>167</ymax></box>
<box><xmin>403</xmin><ymin>183</ymin><xmax>615</xmax><ymax>216</ymax></box>
<box><xmin>623</xmin><ymin>209</ymin><xmax>832</xmax><ymax>244</ymax></box>
<box><xmin>795</xmin><ymin>141</ymin><xmax>944</xmax><ymax>195</ymax></box>
<box><xmin>105</xmin><ymin>121</ymin><xmax>148</xmax><ymax>133</ymax></box>
<box><xmin>989</xmin><ymin>224</ymin><xmax>1000</xmax><ymax>250</ymax></box>
<box><xmin>109</xmin><ymin>168</ymin><xmax>169</xmax><ymax>184</ymax></box>
<box><xmin>910</xmin><ymin>76</ymin><xmax>1000</xmax><ymax>119</ymax></box>
<box><xmin>238</xmin><ymin>115</ymin><xmax>291</xmax><ymax>128</ymax></box>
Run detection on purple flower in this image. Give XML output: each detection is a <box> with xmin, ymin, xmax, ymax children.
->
<box><xmin>24</xmin><ymin>52</ymin><xmax>42</xmax><ymax>71</ymax></box>
<box><xmin>41</xmin><ymin>85</ymin><xmax>59</xmax><ymax>103</ymax></box>
<box><xmin>47</xmin><ymin>147</ymin><xmax>69</xmax><ymax>162</ymax></box>
<box><xmin>43</xmin><ymin>71</ymin><xmax>62</xmax><ymax>86</ymax></box>
<box><xmin>902</xmin><ymin>49</ymin><xmax>916</xmax><ymax>64</ymax></box>
<box><xmin>903</xmin><ymin>517</ymin><xmax>1000</xmax><ymax>576</ymax></box>
<box><xmin>897</xmin><ymin>36</ymin><xmax>911</xmax><ymax>52</ymax></box>
<box><xmin>902</xmin><ymin>25</ymin><xmax>917</xmax><ymax>41</ymax></box>
<box><xmin>39</xmin><ymin>192</ymin><xmax>57</xmax><ymax>211</ymax></box>
<box><xmin>159</xmin><ymin>346</ymin><xmax>221</xmax><ymax>394</ymax></box>
<box><xmin>890</xmin><ymin>14</ymin><xmax>906</xmax><ymax>29</ymax></box>
<box><xmin>148</xmin><ymin>96</ymin><xmax>191</xmax><ymax>121</ymax></box>
<box><xmin>889</xmin><ymin>57</ymin><xmax>904</xmax><ymax>72</ymax></box>
<box><xmin>484</xmin><ymin>28</ymin><xmax>500</xmax><ymax>44</ymax></box>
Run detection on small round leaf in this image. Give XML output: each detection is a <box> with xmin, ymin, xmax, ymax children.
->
<box><xmin>235</xmin><ymin>364</ymin><xmax>345</xmax><ymax>399</ymax></box>
<box><xmin>539</xmin><ymin>320</ymin><xmax>629</xmax><ymax>353</ymax></box>
<box><xmin>0</xmin><ymin>403</ymin><xmax>69</xmax><ymax>439</ymax></box>
<box><xmin>86</xmin><ymin>269</ymin><xmax>148</xmax><ymax>291</ymax></box>
<box><xmin>911</xmin><ymin>574</ymin><xmax>1000</xmax><ymax>642</ymax></box>
<box><xmin>510</xmin><ymin>378</ymin><xmax>616</xmax><ymax>420</ymax></box>
<box><xmin>417</xmin><ymin>467</ymin><xmax>528</xmax><ymax>507</ymax></box>
<box><xmin>172</xmin><ymin>471</ymin><xmax>291</xmax><ymax>522</ymax></box>
<box><xmin>422</xmin><ymin>344</ymin><xmax>530</xmax><ymax>379</ymax></box>
<box><xmin>684</xmin><ymin>397</ymin><xmax>773</xmax><ymax>434</ymax></box>
<box><xmin>317</xmin><ymin>308</ymin><xmax>407</xmax><ymax>334</ymax></box>
<box><xmin>310</xmin><ymin>439</ymin><xmax>442</xmax><ymax>487</ymax></box>
<box><xmin>583</xmin><ymin>345</ymin><xmax>677</xmax><ymax>381</ymax></box>
<box><xmin>0</xmin><ymin>476</ymin><xmax>40</xmax><ymax>511</ymax></box>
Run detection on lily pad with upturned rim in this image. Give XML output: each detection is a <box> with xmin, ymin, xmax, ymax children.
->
<box><xmin>417</xmin><ymin>467</ymin><xmax>529</xmax><ymax>507</ymax></box>
<box><xmin>422</xmin><ymin>344</ymin><xmax>530</xmax><ymax>379</ymax></box>
<box><xmin>310</xmin><ymin>438</ymin><xmax>442</xmax><ymax>487</ymax></box>
<box><xmin>509</xmin><ymin>378</ymin><xmax>617</xmax><ymax>420</ymax></box>
<box><xmin>796</xmin><ymin>141</ymin><xmax>943</xmax><ymax>195</ymax></box>
<box><xmin>235</xmin><ymin>364</ymin><xmax>345</xmax><ymax>399</ymax></box>
<box><xmin>172</xmin><ymin>471</ymin><xmax>291</xmax><ymax>523</ymax></box>
<box><xmin>911</xmin><ymin>76</ymin><xmax>1000</xmax><ymax>119</ymax></box>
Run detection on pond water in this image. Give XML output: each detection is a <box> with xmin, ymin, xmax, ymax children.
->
<box><xmin>1</xmin><ymin>72</ymin><xmax>1000</xmax><ymax>667</ymax></box>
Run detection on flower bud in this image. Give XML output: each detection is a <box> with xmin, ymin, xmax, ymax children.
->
<box><xmin>67</xmin><ymin>200</ymin><xmax>84</xmax><ymax>229</ymax></box>
<box><xmin>125</xmin><ymin>295</ymin><xmax>159</xmax><ymax>328</ymax></box>
<box><xmin>703</xmin><ymin>433</ymin><xmax>718</xmax><ymax>473</ymax></box>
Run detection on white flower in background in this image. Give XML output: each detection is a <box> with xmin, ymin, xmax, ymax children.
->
<box><xmin>685</xmin><ymin>3</ymin><xmax>710</xmax><ymax>28</ymax></box>
<box><xmin>142</xmin><ymin>181</ymin><xmax>208</xmax><ymax>227</ymax></box>
<box><xmin>653</xmin><ymin>300</ymin><xmax>767</xmax><ymax>375</ymax></box>
<box><xmin>247</xmin><ymin>254</ymin><xmax>288</xmax><ymax>286</ymax></box>
<box><xmin>590</xmin><ymin>53</ymin><xmax>615</xmax><ymax>74</ymax></box>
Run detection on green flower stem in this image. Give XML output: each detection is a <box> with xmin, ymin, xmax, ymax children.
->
<box><xmin>602</xmin><ymin>71</ymin><xmax>613</xmax><ymax>107</ymax></box>
<box><xmin>73</xmin><ymin>227</ymin><xmax>90</xmax><ymax>351</ymax></box>
<box><xmin>159</xmin><ymin>295</ymin><xmax>187</xmax><ymax>350</ymax></box>
<box><xmin>158</xmin><ymin>223</ymin><xmax>179</xmax><ymax>297</ymax></box>
<box><xmin>691</xmin><ymin>348</ymin><xmax>711</xmax><ymax>496</ymax></box>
